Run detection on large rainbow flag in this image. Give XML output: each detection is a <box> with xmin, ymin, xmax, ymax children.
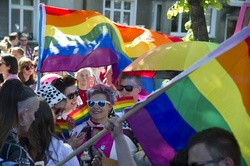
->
<box><xmin>38</xmin><ymin>4</ymin><xmax>181</xmax><ymax>73</ymax></box>
<box><xmin>126</xmin><ymin>27</ymin><xmax>250</xmax><ymax>166</ymax></box>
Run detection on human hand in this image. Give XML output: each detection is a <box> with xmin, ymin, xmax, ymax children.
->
<box><xmin>67</xmin><ymin>132</ymin><xmax>85</xmax><ymax>149</ymax></box>
<box><xmin>91</xmin><ymin>149</ymin><xmax>105</xmax><ymax>166</ymax></box>
<box><xmin>105</xmin><ymin>117</ymin><xmax>123</xmax><ymax>138</ymax></box>
<box><xmin>67</xmin><ymin>117</ymin><xmax>75</xmax><ymax>131</ymax></box>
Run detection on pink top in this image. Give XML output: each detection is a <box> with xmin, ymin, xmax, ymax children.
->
<box><xmin>5</xmin><ymin>74</ymin><xmax>19</xmax><ymax>81</ymax></box>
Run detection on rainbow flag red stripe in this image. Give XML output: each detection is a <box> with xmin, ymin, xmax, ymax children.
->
<box><xmin>38</xmin><ymin>5</ymin><xmax>181</xmax><ymax>74</ymax></box>
<box><xmin>68</xmin><ymin>104</ymin><xmax>90</xmax><ymax>126</ymax></box>
<box><xmin>55</xmin><ymin>119</ymin><xmax>69</xmax><ymax>139</ymax></box>
<box><xmin>114</xmin><ymin>97</ymin><xmax>135</xmax><ymax>117</ymax></box>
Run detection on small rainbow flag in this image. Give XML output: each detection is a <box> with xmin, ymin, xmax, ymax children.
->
<box><xmin>55</xmin><ymin>119</ymin><xmax>70</xmax><ymax>140</ymax></box>
<box><xmin>114</xmin><ymin>97</ymin><xmax>135</xmax><ymax>117</ymax></box>
<box><xmin>68</xmin><ymin>104</ymin><xmax>90</xmax><ymax>126</ymax></box>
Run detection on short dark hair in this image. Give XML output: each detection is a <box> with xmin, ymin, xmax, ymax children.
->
<box><xmin>87</xmin><ymin>84</ymin><xmax>116</xmax><ymax>105</ymax></box>
<box><xmin>188</xmin><ymin>127</ymin><xmax>241</xmax><ymax>166</ymax></box>
<box><xmin>1</xmin><ymin>54</ymin><xmax>18</xmax><ymax>74</ymax></box>
<box><xmin>52</xmin><ymin>74</ymin><xmax>76</xmax><ymax>93</ymax></box>
<box><xmin>116</xmin><ymin>72</ymin><xmax>141</xmax><ymax>87</ymax></box>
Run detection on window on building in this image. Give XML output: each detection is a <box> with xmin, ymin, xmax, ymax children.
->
<box><xmin>151</xmin><ymin>2</ymin><xmax>162</xmax><ymax>31</ymax></box>
<box><xmin>230</xmin><ymin>0</ymin><xmax>250</xmax><ymax>6</ymax></box>
<box><xmin>170</xmin><ymin>8</ymin><xmax>217</xmax><ymax>38</ymax></box>
<box><xmin>225</xmin><ymin>15</ymin><xmax>238</xmax><ymax>40</ymax></box>
<box><xmin>9</xmin><ymin>0</ymin><xmax>39</xmax><ymax>40</ymax></box>
<box><xmin>103</xmin><ymin>0</ymin><xmax>137</xmax><ymax>25</ymax></box>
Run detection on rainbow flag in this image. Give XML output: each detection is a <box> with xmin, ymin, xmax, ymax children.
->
<box><xmin>55</xmin><ymin>119</ymin><xmax>70</xmax><ymax>140</ymax></box>
<box><xmin>115</xmin><ymin>23</ymin><xmax>182</xmax><ymax>60</ymax></box>
<box><xmin>38</xmin><ymin>4</ymin><xmax>181</xmax><ymax>73</ymax></box>
<box><xmin>68</xmin><ymin>104</ymin><xmax>90</xmax><ymax>126</ymax></box>
<box><xmin>126</xmin><ymin>27</ymin><xmax>250</xmax><ymax>166</ymax></box>
<box><xmin>114</xmin><ymin>97</ymin><xmax>135</xmax><ymax>117</ymax></box>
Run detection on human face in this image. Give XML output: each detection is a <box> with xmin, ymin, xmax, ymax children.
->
<box><xmin>88</xmin><ymin>93</ymin><xmax>112</xmax><ymax>123</ymax></box>
<box><xmin>104</xmin><ymin>67</ymin><xmax>113</xmax><ymax>85</ymax></box>
<box><xmin>0</xmin><ymin>58</ymin><xmax>10</xmax><ymax>75</ymax></box>
<box><xmin>77</xmin><ymin>69</ymin><xmax>91</xmax><ymax>89</ymax></box>
<box><xmin>20</xmin><ymin>37</ymin><xmax>28</xmax><ymax>46</ymax></box>
<box><xmin>19</xmin><ymin>97</ymin><xmax>39</xmax><ymax>133</ymax></box>
<box><xmin>64</xmin><ymin>85</ymin><xmax>79</xmax><ymax>112</ymax></box>
<box><xmin>117</xmin><ymin>77</ymin><xmax>141</xmax><ymax>101</ymax></box>
<box><xmin>188</xmin><ymin>143</ymin><xmax>224</xmax><ymax>166</ymax></box>
<box><xmin>22</xmin><ymin>63</ymin><xmax>34</xmax><ymax>76</ymax></box>
<box><xmin>12</xmin><ymin>37</ymin><xmax>19</xmax><ymax>46</ymax></box>
<box><xmin>52</xmin><ymin>100</ymin><xmax>66</xmax><ymax>119</ymax></box>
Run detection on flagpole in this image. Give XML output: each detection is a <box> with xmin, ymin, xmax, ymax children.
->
<box><xmin>56</xmin><ymin>26</ymin><xmax>250</xmax><ymax>166</ymax></box>
<box><xmin>56</xmin><ymin>73</ymin><xmax>186</xmax><ymax>166</ymax></box>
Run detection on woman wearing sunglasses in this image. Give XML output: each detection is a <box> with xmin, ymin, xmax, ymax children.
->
<box><xmin>36</xmin><ymin>83</ymin><xmax>84</xmax><ymax>149</ymax></box>
<box><xmin>77</xmin><ymin>84</ymin><xmax>137</xmax><ymax>164</ymax></box>
<box><xmin>18</xmin><ymin>57</ymin><xmax>36</xmax><ymax>90</ymax></box>
<box><xmin>52</xmin><ymin>74</ymin><xmax>82</xmax><ymax>120</ymax></box>
<box><xmin>0</xmin><ymin>54</ymin><xmax>19</xmax><ymax>87</ymax></box>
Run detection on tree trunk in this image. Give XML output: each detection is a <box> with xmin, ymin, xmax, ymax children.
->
<box><xmin>188</xmin><ymin>0</ymin><xmax>209</xmax><ymax>41</ymax></box>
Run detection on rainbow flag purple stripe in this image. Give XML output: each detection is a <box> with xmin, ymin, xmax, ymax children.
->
<box><xmin>126</xmin><ymin>27</ymin><xmax>250</xmax><ymax>166</ymax></box>
<box><xmin>38</xmin><ymin>5</ymin><xmax>181</xmax><ymax>74</ymax></box>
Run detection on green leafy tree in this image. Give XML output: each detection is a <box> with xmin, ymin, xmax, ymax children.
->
<box><xmin>167</xmin><ymin>0</ymin><xmax>230</xmax><ymax>41</ymax></box>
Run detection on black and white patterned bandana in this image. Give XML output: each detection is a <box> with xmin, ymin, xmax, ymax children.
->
<box><xmin>36</xmin><ymin>83</ymin><xmax>66</xmax><ymax>107</ymax></box>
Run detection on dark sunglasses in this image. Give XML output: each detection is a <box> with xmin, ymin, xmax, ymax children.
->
<box><xmin>116</xmin><ymin>85</ymin><xmax>134</xmax><ymax>92</ymax></box>
<box><xmin>52</xmin><ymin>107</ymin><xmax>64</xmax><ymax>116</ymax></box>
<box><xmin>67</xmin><ymin>91</ymin><xmax>79</xmax><ymax>100</ymax></box>
<box><xmin>190</xmin><ymin>157</ymin><xmax>224</xmax><ymax>166</ymax></box>
<box><xmin>25</xmin><ymin>65</ymin><xmax>34</xmax><ymax>70</ymax></box>
<box><xmin>21</xmin><ymin>39</ymin><xmax>27</xmax><ymax>42</ymax></box>
<box><xmin>87</xmin><ymin>100</ymin><xmax>111</xmax><ymax>108</ymax></box>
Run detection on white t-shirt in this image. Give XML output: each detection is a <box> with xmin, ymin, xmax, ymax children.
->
<box><xmin>46</xmin><ymin>136</ymin><xmax>80</xmax><ymax>166</ymax></box>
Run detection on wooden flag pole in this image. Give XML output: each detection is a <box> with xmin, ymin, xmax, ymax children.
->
<box><xmin>56</xmin><ymin>76</ymin><xmax>182</xmax><ymax>166</ymax></box>
<box><xmin>56</xmin><ymin>30</ymin><xmax>242</xmax><ymax>165</ymax></box>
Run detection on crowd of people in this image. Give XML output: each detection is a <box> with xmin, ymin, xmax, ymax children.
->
<box><xmin>0</xmin><ymin>32</ymin><xmax>242</xmax><ymax>166</ymax></box>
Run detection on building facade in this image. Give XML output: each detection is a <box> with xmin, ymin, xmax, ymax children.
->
<box><xmin>0</xmin><ymin>0</ymin><xmax>248</xmax><ymax>44</ymax></box>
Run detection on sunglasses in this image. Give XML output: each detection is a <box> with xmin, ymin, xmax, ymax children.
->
<box><xmin>52</xmin><ymin>107</ymin><xmax>64</xmax><ymax>116</ymax></box>
<box><xmin>67</xmin><ymin>91</ymin><xmax>79</xmax><ymax>100</ymax></box>
<box><xmin>21</xmin><ymin>39</ymin><xmax>27</xmax><ymax>42</ymax></box>
<box><xmin>25</xmin><ymin>65</ymin><xmax>34</xmax><ymax>70</ymax></box>
<box><xmin>116</xmin><ymin>85</ymin><xmax>134</xmax><ymax>92</ymax></box>
<box><xmin>87</xmin><ymin>100</ymin><xmax>111</xmax><ymax>108</ymax></box>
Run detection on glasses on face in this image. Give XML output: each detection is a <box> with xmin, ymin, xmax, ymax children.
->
<box><xmin>21</xmin><ymin>39</ymin><xmax>27</xmax><ymax>42</ymax></box>
<box><xmin>25</xmin><ymin>65</ymin><xmax>34</xmax><ymax>70</ymax></box>
<box><xmin>52</xmin><ymin>107</ymin><xmax>64</xmax><ymax>116</ymax></box>
<box><xmin>190</xmin><ymin>157</ymin><xmax>224</xmax><ymax>166</ymax></box>
<box><xmin>87</xmin><ymin>100</ymin><xmax>111</xmax><ymax>108</ymax></box>
<box><xmin>116</xmin><ymin>85</ymin><xmax>134</xmax><ymax>92</ymax></box>
<box><xmin>67</xmin><ymin>91</ymin><xmax>79</xmax><ymax>100</ymax></box>
<box><xmin>0</xmin><ymin>62</ymin><xmax>6</xmax><ymax>66</ymax></box>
